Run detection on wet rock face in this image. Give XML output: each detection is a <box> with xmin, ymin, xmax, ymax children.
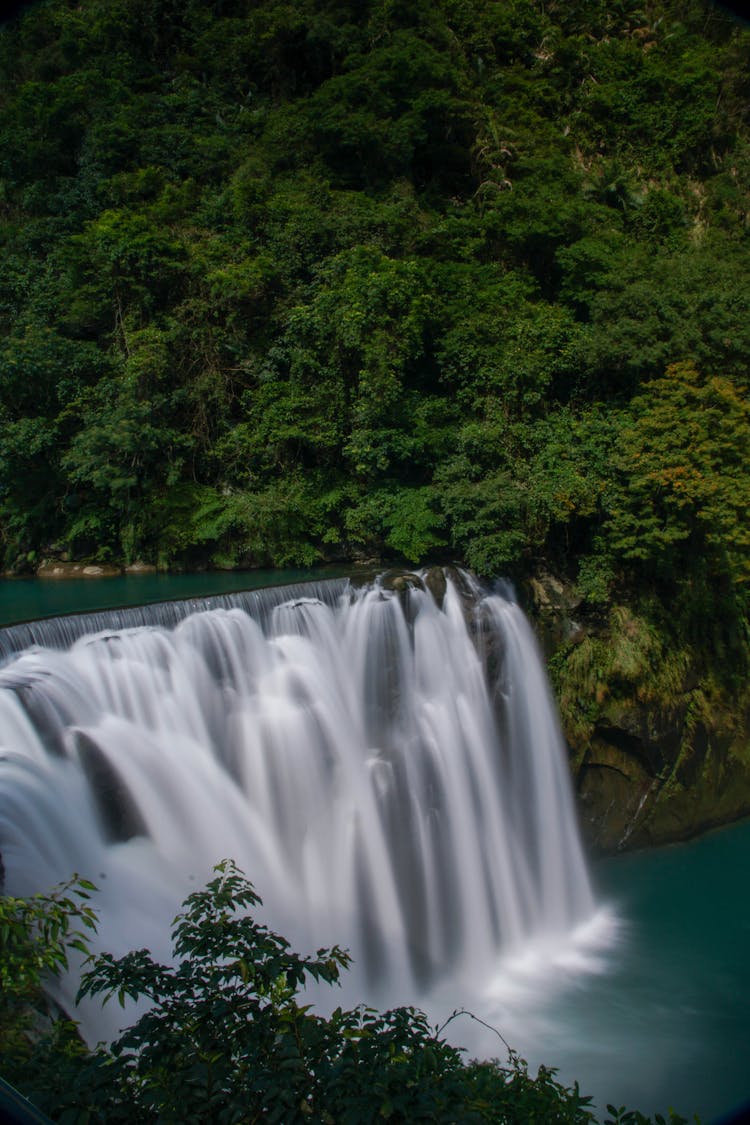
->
<box><xmin>36</xmin><ymin>560</ymin><xmax>122</xmax><ymax>578</ymax></box>
<box><xmin>524</xmin><ymin>570</ymin><xmax>587</xmax><ymax>656</ymax></box>
<box><xmin>380</xmin><ymin>570</ymin><xmax>428</xmax><ymax>626</ymax></box>
<box><xmin>124</xmin><ymin>561</ymin><xmax>157</xmax><ymax>574</ymax></box>
<box><xmin>74</xmin><ymin>732</ymin><xmax>149</xmax><ymax>843</ymax></box>
<box><xmin>575</xmin><ymin>708</ymin><xmax>677</xmax><ymax>853</ymax></box>
<box><xmin>577</xmin><ymin>742</ymin><xmax>656</xmax><ymax>851</ymax></box>
<box><xmin>423</xmin><ymin>566</ymin><xmax>447</xmax><ymax>607</ymax></box>
<box><xmin>577</xmin><ymin>712</ymin><xmax>750</xmax><ymax>854</ymax></box>
<box><xmin>381</xmin><ymin>571</ymin><xmax>426</xmax><ymax>594</ymax></box>
<box><xmin>380</xmin><ymin>565</ymin><xmax>479</xmax><ymax>621</ymax></box>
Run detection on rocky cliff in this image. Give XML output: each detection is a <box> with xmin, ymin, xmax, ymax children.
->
<box><xmin>525</xmin><ymin>569</ymin><xmax>750</xmax><ymax>854</ymax></box>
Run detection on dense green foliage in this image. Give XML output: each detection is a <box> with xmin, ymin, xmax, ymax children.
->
<box><xmin>0</xmin><ymin>0</ymin><xmax>748</xmax><ymax>614</ymax></box>
<box><xmin>0</xmin><ymin>875</ymin><xmax>97</xmax><ymax>1079</ymax></box>
<box><xmin>2</xmin><ymin>862</ymin><xmax>692</xmax><ymax>1124</ymax></box>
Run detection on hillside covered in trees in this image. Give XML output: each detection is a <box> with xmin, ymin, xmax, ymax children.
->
<box><xmin>2</xmin><ymin>0</ymin><xmax>750</xmax><ymax>844</ymax></box>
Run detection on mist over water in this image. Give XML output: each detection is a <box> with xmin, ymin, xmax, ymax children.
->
<box><xmin>0</xmin><ymin>568</ymin><xmax>616</xmax><ymax>1048</ymax></box>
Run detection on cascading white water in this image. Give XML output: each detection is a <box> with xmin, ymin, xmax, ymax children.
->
<box><xmin>0</xmin><ymin>569</ymin><xmax>601</xmax><ymax>1042</ymax></box>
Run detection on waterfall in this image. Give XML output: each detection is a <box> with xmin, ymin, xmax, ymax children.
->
<box><xmin>0</xmin><ymin>568</ymin><xmax>599</xmax><ymax>1041</ymax></box>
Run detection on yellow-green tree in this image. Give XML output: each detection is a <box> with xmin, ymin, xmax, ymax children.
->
<box><xmin>607</xmin><ymin>360</ymin><xmax>750</xmax><ymax>599</ymax></box>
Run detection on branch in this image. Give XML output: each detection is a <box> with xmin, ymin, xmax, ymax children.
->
<box><xmin>435</xmin><ymin>1007</ymin><xmax>512</xmax><ymax>1057</ymax></box>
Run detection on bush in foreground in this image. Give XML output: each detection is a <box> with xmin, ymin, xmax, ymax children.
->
<box><xmin>2</xmin><ymin>862</ymin><xmax>693</xmax><ymax>1124</ymax></box>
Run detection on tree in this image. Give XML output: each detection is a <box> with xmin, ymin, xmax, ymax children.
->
<box><xmin>607</xmin><ymin>361</ymin><xmax>750</xmax><ymax>588</ymax></box>
<box><xmin>0</xmin><ymin>876</ymin><xmax>97</xmax><ymax>1085</ymax></box>
<box><xmin>603</xmin><ymin>360</ymin><xmax>750</xmax><ymax>658</ymax></box>
<box><xmin>0</xmin><ymin>0</ymin><xmax>749</xmax><ymax>585</ymax></box>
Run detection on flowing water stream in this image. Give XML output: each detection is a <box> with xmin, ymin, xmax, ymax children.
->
<box><xmin>0</xmin><ymin>569</ymin><xmax>746</xmax><ymax>1121</ymax></box>
<box><xmin>0</xmin><ymin>571</ymin><xmax>604</xmax><ymax>1012</ymax></box>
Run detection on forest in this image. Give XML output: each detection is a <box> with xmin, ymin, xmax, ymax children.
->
<box><xmin>0</xmin><ymin>0</ymin><xmax>748</xmax><ymax>599</ymax></box>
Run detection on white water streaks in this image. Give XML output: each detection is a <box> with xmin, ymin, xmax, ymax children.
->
<box><xmin>0</xmin><ymin>569</ymin><xmax>613</xmax><ymax>1043</ymax></box>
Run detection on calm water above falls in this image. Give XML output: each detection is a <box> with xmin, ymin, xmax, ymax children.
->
<box><xmin>0</xmin><ymin>566</ymin><xmax>351</xmax><ymax>628</ymax></box>
<box><xmin>0</xmin><ymin>571</ymin><xmax>748</xmax><ymax>1123</ymax></box>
